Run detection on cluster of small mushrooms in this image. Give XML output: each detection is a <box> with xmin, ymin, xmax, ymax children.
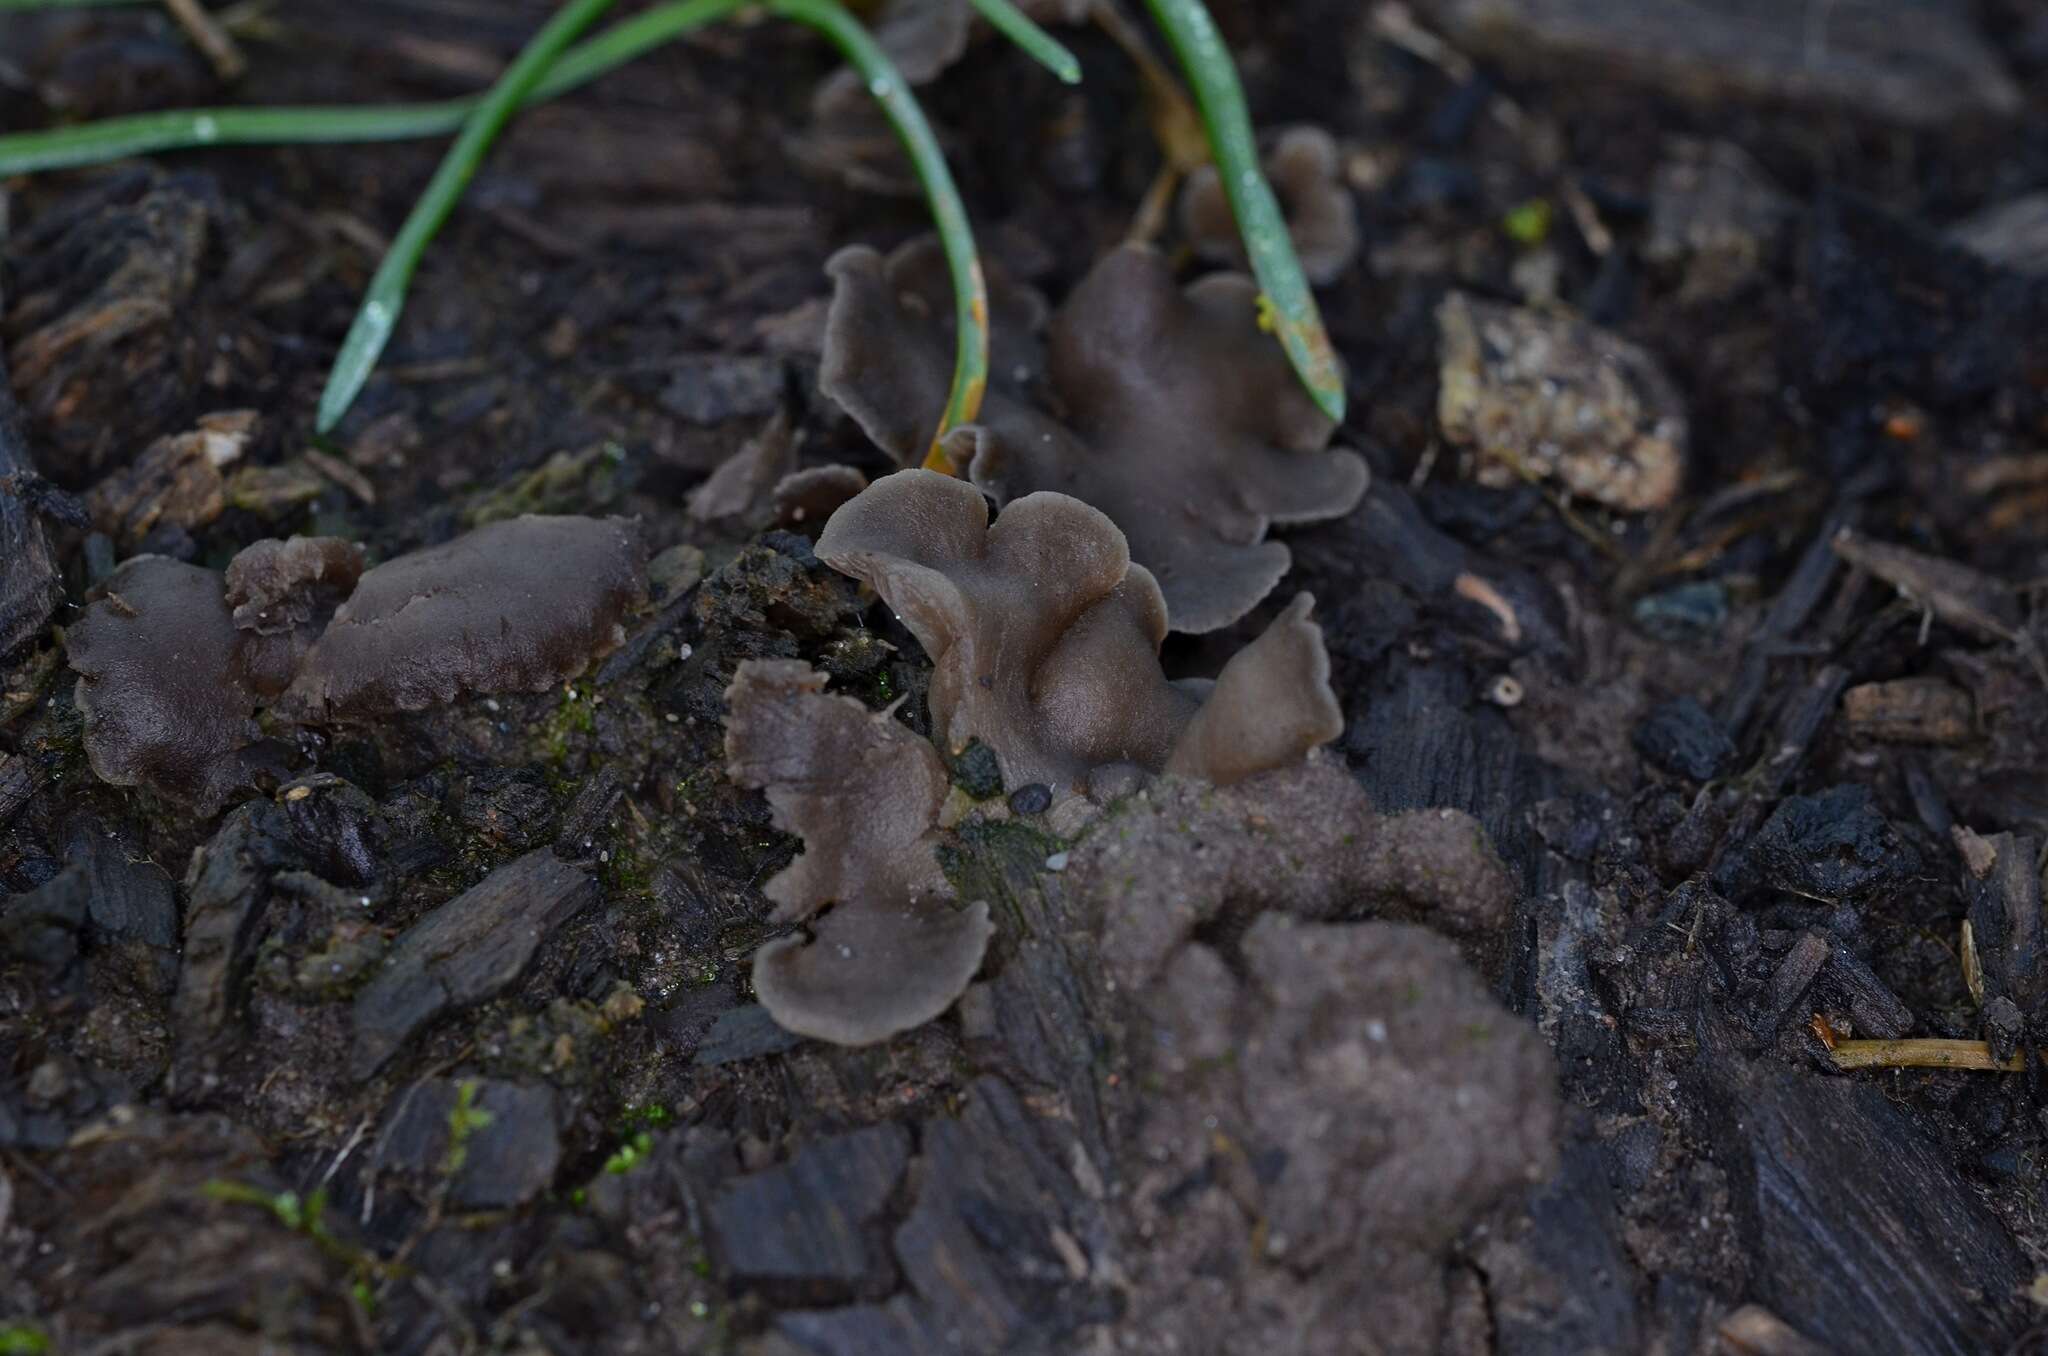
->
<box><xmin>63</xmin><ymin>217</ymin><xmax>1377</xmax><ymax>1046</ymax></box>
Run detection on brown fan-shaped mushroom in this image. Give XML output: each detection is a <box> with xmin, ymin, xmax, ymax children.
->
<box><xmin>1180</xmin><ymin>125</ymin><xmax>1360</xmax><ymax>285</ymax></box>
<box><xmin>277</xmin><ymin>515</ymin><xmax>647</xmax><ymax>722</ymax></box>
<box><xmin>820</xmin><ymin>241</ymin><xmax>1367</xmax><ymax>632</ymax></box>
<box><xmin>725</xmin><ymin>658</ymin><xmax>993</xmax><ymax>1046</ymax></box>
<box><xmin>815</xmin><ymin>469</ymin><xmax>1344</xmax><ymax>798</ymax></box>
<box><xmin>66</xmin><ymin>557</ymin><xmax>264</xmax><ymax>813</ymax></box>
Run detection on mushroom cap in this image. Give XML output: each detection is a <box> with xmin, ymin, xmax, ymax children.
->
<box><xmin>725</xmin><ymin>658</ymin><xmax>993</xmax><ymax>1047</ymax></box>
<box><xmin>1180</xmin><ymin>125</ymin><xmax>1359</xmax><ymax>285</ymax></box>
<box><xmin>817</xmin><ymin>470</ymin><xmax>1346</xmax><ymax>798</ymax></box>
<box><xmin>66</xmin><ymin>556</ymin><xmax>262</xmax><ymax>812</ymax></box>
<box><xmin>1165</xmin><ymin>592</ymin><xmax>1344</xmax><ymax>786</ymax></box>
<box><xmin>278</xmin><ymin>515</ymin><xmax>648</xmax><ymax>722</ymax></box>
<box><xmin>751</xmin><ymin>899</ymin><xmax>994</xmax><ymax>1047</ymax></box>
<box><xmin>818</xmin><ymin>238</ymin><xmax>1368</xmax><ymax>632</ymax></box>
<box><xmin>224</xmin><ymin>535</ymin><xmax>366</xmax><ymax>636</ymax></box>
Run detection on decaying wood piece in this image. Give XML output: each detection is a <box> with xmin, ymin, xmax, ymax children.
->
<box><xmin>1418</xmin><ymin>0</ymin><xmax>2022</xmax><ymax>127</ymax></box>
<box><xmin>0</xmin><ymin>352</ymin><xmax>61</xmax><ymax>661</ymax></box>
<box><xmin>1832</xmin><ymin>528</ymin><xmax>2047</xmax><ymax>684</ymax></box>
<box><xmin>1437</xmin><ymin>291</ymin><xmax>1687</xmax><ymax>511</ymax></box>
<box><xmin>1954</xmin><ymin>825</ymin><xmax>2042</xmax><ymax>1065</ymax></box>
<box><xmin>1704</xmin><ymin>1055</ymin><xmax>2028</xmax><ymax>1353</ymax></box>
<box><xmin>1840</xmin><ymin>677</ymin><xmax>1974</xmax><ymax>744</ymax></box>
<box><xmin>1717</xmin><ymin>1303</ymin><xmax>1838</xmax><ymax>1356</ymax></box>
<box><xmin>350</xmin><ymin>848</ymin><xmax>596</xmax><ymax>1078</ymax></box>
<box><xmin>85</xmin><ymin>409</ymin><xmax>256</xmax><ymax>547</ymax></box>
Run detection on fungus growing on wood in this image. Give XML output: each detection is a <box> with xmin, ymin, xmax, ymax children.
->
<box><xmin>725</xmin><ymin>657</ymin><xmax>993</xmax><ymax>1046</ymax></box>
<box><xmin>820</xmin><ymin>241</ymin><xmax>1368</xmax><ymax>632</ymax></box>
<box><xmin>278</xmin><ymin>514</ymin><xmax>647</xmax><ymax>722</ymax></box>
<box><xmin>688</xmin><ymin>411</ymin><xmax>797</xmax><ymax>529</ymax></box>
<box><xmin>66</xmin><ymin>556</ymin><xmax>263</xmax><ymax>813</ymax></box>
<box><xmin>815</xmin><ymin>469</ymin><xmax>1344</xmax><ymax>797</ymax></box>
<box><xmin>819</xmin><ymin>238</ymin><xmax>1047</xmax><ymax>464</ymax></box>
<box><xmin>223</xmin><ymin>535</ymin><xmax>366</xmax><ymax>697</ymax></box>
<box><xmin>1180</xmin><ymin>125</ymin><xmax>1359</xmax><ymax>284</ymax></box>
<box><xmin>683</xmin><ymin>410</ymin><xmax>869</xmax><ymax>531</ymax></box>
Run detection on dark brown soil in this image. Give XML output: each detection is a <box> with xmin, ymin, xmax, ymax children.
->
<box><xmin>5</xmin><ymin>2</ymin><xmax>2048</xmax><ymax>1353</ymax></box>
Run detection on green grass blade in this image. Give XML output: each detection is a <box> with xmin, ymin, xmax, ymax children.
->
<box><xmin>314</xmin><ymin>0</ymin><xmax>624</xmax><ymax>434</ymax></box>
<box><xmin>0</xmin><ymin>0</ymin><xmax>747</xmax><ymax>177</ymax></box>
<box><xmin>967</xmin><ymin>0</ymin><xmax>1081</xmax><ymax>84</ymax></box>
<box><xmin>0</xmin><ymin>103</ymin><xmax>469</xmax><ymax>176</ymax></box>
<box><xmin>767</xmin><ymin>0</ymin><xmax>989</xmax><ymax>468</ymax></box>
<box><xmin>535</xmin><ymin>0</ymin><xmax>746</xmax><ymax>93</ymax></box>
<box><xmin>1138</xmin><ymin>0</ymin><xmax>1344</xmax><ymax>423</ymax></box>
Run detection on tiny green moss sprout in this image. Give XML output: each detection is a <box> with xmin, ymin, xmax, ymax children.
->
<box><xmin>206</xmin><ymin>1177</ymin><xmax>391</xmax><ymax>1306</ymax></box>
<box><xmin>1502</xmin><ymin>198</ymin><xmax>1554</xmax><ymax>246</ymax></box>
<box><xmin>604</xmin><ymin>1129</ymin><xmax>656</xmax><ymax>1174</ymax></box>
<box><xmin>0</xmin><ymin>1324</ymin><xmax>49</xmax><ymax>1356</ymax></box>
<box><xmin>442</xmin><ymin>1078</ymin><xmax>497</xmax><ymax>1178</ymax></box>
<box><xmin>205</xmin><ymin>1178</ymin><xmax>328</xmax><ymax>1233</ymax></box>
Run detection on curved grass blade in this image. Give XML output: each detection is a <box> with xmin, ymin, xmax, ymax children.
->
<box><xmin>1138</xmin><ymin>0</ymin><xmax>1344</xmax><ymax>423</ymax></box>
<box><xmin>968</xmin><ymin>0</ymin><xmax>1081</xmax><ymax>84</ymax></box>
<box><xmin>314</xmin><ymin>0</ymin><xmax>624</xmax><ymax>433</ymax></box>
<box><xmin>0</xmin><ymin>0</ymin><xmax>750</xmax><ymax>177</ymax></box>
<box><xmin>767</xmin><ymin>0</ymin><xmax>989</xmax><ymax>470</ymax></box>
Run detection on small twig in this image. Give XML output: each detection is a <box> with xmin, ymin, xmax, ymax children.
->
<box><xmin>162</xmin><ymin>0</ymin><xmax>248</xmax><ymax>81</ymax></box>
<box><xmin>1830</xmin><ymin>1038</ymin><xmax>2027</xmax><ymax>1072</ymax></box>
<box><xmin>1092</xmin><ymin>0</ymin><xmax>1207</xmax><ymax>244</ymax></box>
<box><xmin>1127</xmin><ymin>162</ymin><xmax>1182</xmax><ymax>244</ymax></box>
<box><xmin>1558</xmin><ymin>178</ymin><xmax>1611</xmax><ymax>256</ymax></box>
<box><xmin>1368</xmin><ymin>1</ymin><xmax>1471</xmax><ymax>82</ymax></box>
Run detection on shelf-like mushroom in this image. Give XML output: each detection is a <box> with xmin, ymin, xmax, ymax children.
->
<box><xmin>1180</xmin><ymin>125</ymin><xmax>1360</xmax><ymax>285</ymax></box>
<box><xmin>67</xmin><ymin>557</ymin><xmax>264</xmax><ymax>813</ymax></box>
<box><xmin>725</xmin><ymin>658</ymin><xmax>993</xmax><ymax>1046</ymax></box>
<box><xmin>816</xmin><ymin>469</ymin><xmax>1344</xmax><ymax>798</ymax></box>
<box><xmin>277</xmin><ymin>515</ymin><xmax>647</xmax><ymax>722</ymax></box>
<box><xmin>821</xmin><ymin>241</ymin><xmax>1368</xmax><ymax>632</ymax></box>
